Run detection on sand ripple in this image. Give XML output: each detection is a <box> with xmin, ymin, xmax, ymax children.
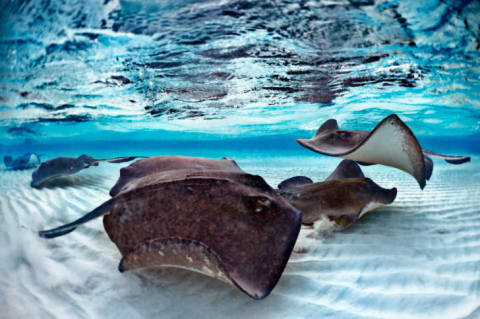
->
<box><xmin>0</xmin><ymin>157</ymin><xmax>479</xmax><ymax>319</ymax></box>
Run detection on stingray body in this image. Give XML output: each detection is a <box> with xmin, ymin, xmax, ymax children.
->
<box><xmin>4</xmin><ymin>153</ymin><xmax>41</xmax><ymax>170</ymax></box>
<box><xmin>278</xmin><ymin>160</ymin><xmax>397</xmax><ymax>227</ymax></box>
<box><xmin>39</xmin><ymin>156</ymin><xmax>302</xmax><ymax>299</ymax></box>
<box><xmin>31</xmin><ymin>155</ymin><xmax>146</xmax><ymax>188</ymax></box>
<box><xmin>109</xmin><ymin>155</ymin><xmax>244</xmax><ymax>196</ymax></box>
<box><xmin>296</xmin><ymin>114</ymin><xmax>470</xmax><ymax>189</ymax></box>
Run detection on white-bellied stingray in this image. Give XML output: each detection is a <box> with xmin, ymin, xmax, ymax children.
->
<box><xmin>296</xmin><ymin>114</ymin><xmax>470</xmax><ymax>189</ymax></box>
<box><xmin>38</xmin><ymin>156</ymin><xmax>302</xmax><ymax>299</ymax></box>
<box><xmin>30</xmin><ymin>155</ymin><xmax>147</xmax><ymax>188</ymax></box>
<box><xmin>278</xmin><ymin>160</ymin><xmax>397</xmax><ymax>227</ymax></box>
<box><xmin>4</xmin><ymin>153</ymin><xmax>41</xmax><ymax>170</ymax></box>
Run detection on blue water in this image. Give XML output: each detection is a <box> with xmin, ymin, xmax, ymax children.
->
<box><xmin>1</xmin><ymin>1</ymin><xmax>480</xmax><ymax>318</ymax></box>
<box><xmin>1</xmin><ymin>0</ymin><xmax>479</xmax><ymax>152</ymax></box>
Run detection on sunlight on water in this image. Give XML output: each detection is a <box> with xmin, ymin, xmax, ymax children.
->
<box><xmin>1</xmin><ymin>0</ymin><xmax>479</xmax><ymax>142</ymax></box>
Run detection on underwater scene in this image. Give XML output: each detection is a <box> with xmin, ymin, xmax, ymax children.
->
<box><xmin>1</xmin><ymin>0</ymin><xmax>479</xmax><ymax>318</ymax></box>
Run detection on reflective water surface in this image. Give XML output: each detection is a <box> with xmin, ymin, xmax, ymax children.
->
<box><xmin>1</xmin><ymin>0</ymin><xmax>479</xmax><ymax>141</ymax></box>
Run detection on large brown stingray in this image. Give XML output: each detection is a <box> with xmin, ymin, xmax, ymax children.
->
<box><xmin>296</xmin><ymin>114</ymin><xmax>470</xmax><ymax>189</ymax></box>
<box><xmin>38</xmin><ymin>156</ymin><xmax>302</xmax><ymax>299</ymax></box>
<box><xmin>31</xmin><ymin>155</ymin><xmax>146</xmax><ymax>188</ymax></box>
<box><xmin>278</xmin><ymin>160</ymin><xmax>397</xmax><ymax>227</ymax></box>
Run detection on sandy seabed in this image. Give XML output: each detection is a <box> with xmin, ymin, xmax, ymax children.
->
<box><xmin>1</xmin><ymin>154</ymin><xmax>479</xmax><ymax>319</ymax></box>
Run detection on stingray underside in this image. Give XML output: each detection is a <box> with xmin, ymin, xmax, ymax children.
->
<box><xmin>119</xmin><ymin>238</ymin><xmax>231</xmax><ymax>284</ymax></box>
<box><xmin>297</xmin><ymin>115</ymin><xmax>427</xmax><ymax>188</ymax></box>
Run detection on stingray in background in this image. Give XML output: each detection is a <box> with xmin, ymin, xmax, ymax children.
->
<box><xmin>296</xmin><ymin>114</ymin><xmax>470</xmax><ymax>189</ymax></box>
<box><xmin>30</xmin><ymin>154</ymin><xmax>147</xmax><ymax>188</ymax></box>
<box><xmin>4</xmin><ymin>153</ymin><xmax>41</xmax><ymax>170</ymax></box>
<box><xmin>278</xmin><ymin>160</ymin><xmax>397</xmax><ymax>227</ymax></box>
<box><xmin>38</xmin><ymin>156</ymin><xmax>302</xmax><ymax>299</ymax></box>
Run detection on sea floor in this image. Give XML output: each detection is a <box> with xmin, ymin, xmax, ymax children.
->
<box><xmin>1</xmin><ymin>152</ymin><xmax>479</xmax><ymax>319</ymax></box>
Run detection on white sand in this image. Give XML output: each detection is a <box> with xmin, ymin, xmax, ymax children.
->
<box><xmin>1</xmin><ymin>154</ymin><xmax>479</xmax><ymax>319</ymax></box>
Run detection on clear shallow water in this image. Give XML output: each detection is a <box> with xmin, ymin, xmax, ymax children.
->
<box><xmin>0</xmin><ymin>0</ymin><xmax>480</xmax><ymax>318</ymax></box>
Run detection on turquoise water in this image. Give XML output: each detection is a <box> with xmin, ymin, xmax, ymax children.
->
<box><xmin>1</xmin><ymin>0</ymin><xmax>479</xmax><ymax>151</ymax></box>
<box><xmin>1</xmin><ymin>1</ymin><xmax>480</xmax><ymax>318</ymax></box>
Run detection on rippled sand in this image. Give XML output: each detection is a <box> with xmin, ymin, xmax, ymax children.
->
<box><xmin>1</xmin><ymin>155</ymin><xmax>479</xmax><ymax>319</ymax></box>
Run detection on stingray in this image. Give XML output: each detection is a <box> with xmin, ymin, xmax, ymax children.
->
<box><xmin>296</xmin><ymin>114</ymin><xmax>470</xmax><ymax>189</ymax></box>
<box><xmin>4</xmin><ymin>153</ymin><xmax>41</xmax><ymax>170</ymax></box>
<box><xmin>38</xmin><ymin>156</ymin><xmax>302</xmax><ymax>299</ymax></box>
<box><xmin>278</xmin><ymin>160</ymin><xmax>397</xmax><ymax>227</ymax></box>
<box><xmin>30</xmin><ymin>154</ymin><xmax>147</xmax><ymax>188</ymax></box>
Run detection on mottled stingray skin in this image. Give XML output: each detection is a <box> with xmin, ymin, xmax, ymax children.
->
<box><xmin>109</xmin><ymin>156</ymin><xmax>243</xmax><ymax>197</ymax></box>
<box><xmin>278</xmin><ymin>160</ymin><xmax>397</xmax><ymax>227</ymax></box>
<box><xmin>296</xmin><ymin>114</ymin><xmax>470</xmax><ymax>189</ymax></box>
<box><xmin>31</xmin><ymin>155</ymin><xmax>145</xmax><ymax>188</ymax></box>
<box><xmin>39</xmin><ymin>156</ymin><xmax>302</xmax><ymax>299</ymax></box>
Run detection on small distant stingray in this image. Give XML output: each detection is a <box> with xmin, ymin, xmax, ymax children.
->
<box><xmin>31</xmin><ymin>155</ymin><xmax>146</xmax><ymax>188</ymax></box>
<box><xmin>278</xmin><ymin>160</ymin><xmax>397</xmax><ymax>228</ymax></box>
<box><xmin>38</xmin><ymin>156</ymin><xmax>302</xmax><ymax>299</ymax></box>
<box><xmin>296</xmin><ymin>114</ymin><xmax>470</xmax><ymax>189</ymax></box>
<box><xmin>4</xmin><ymin>153</ymin><xmax>41</xmax><ymax>170</ymax></box>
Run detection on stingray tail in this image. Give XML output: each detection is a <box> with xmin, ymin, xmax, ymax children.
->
<box><xmin>422</xmin><ymin>149</ymin><xmax>470</xmax><ymax>165</ymax></box>
<box><xmin>38</xmin><ymin>198</ymin><xmax>115</xmax><ymax>239</ymax></box>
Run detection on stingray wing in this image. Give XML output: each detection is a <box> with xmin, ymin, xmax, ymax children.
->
<box><xmin>109</xmin><ymin>156</ymin><xmax>243</xmax><ymax>197</ymax></box>
<box><xmin>31</xmin><ymin>157</ymin><xmax>88</xmax><ymax>188</ymax></box>
<box><xmin>277</xmin><ymin>176</ymin><xmax>313</xmax><ymax>191</ymax></box>
<box><xmin>297</xmin><ymin>115</ymin><xmax>426</xmax><ymax>189</ymax></box>
<box><xmin>341</xmin><ymin>115</ymin><xmax>426</xmax><ymax>188</ymax></box>
<box><xmin>325</xmin><ymin>159</ymin><xmax>365</xmax><ymax>181</ymax></box>
<box><xmin>31</xmin><ymin>155</ymin><xmax>145</xmax><ymax>188</ymax></box>
<box><xmin>282</xmin><ymin>178</ymin><xmax>397</xmax><ymax>226</ymax></box>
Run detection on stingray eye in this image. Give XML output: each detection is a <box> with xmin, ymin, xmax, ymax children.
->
<box><xmin>247</xmin><ymin>195</ymin><xmax>272</xmax><ymax>213</ymax></box>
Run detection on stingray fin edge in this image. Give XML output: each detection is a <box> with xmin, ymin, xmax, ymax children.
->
<box><xmin>315</xmin><ymin>119</ymin><xmax>338</xmax><ymax>136</ymax></box>
<box><xmin>353</xmin><ymin>114</ymin><xmax>426</xmax><ymax>189</ymax></box>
